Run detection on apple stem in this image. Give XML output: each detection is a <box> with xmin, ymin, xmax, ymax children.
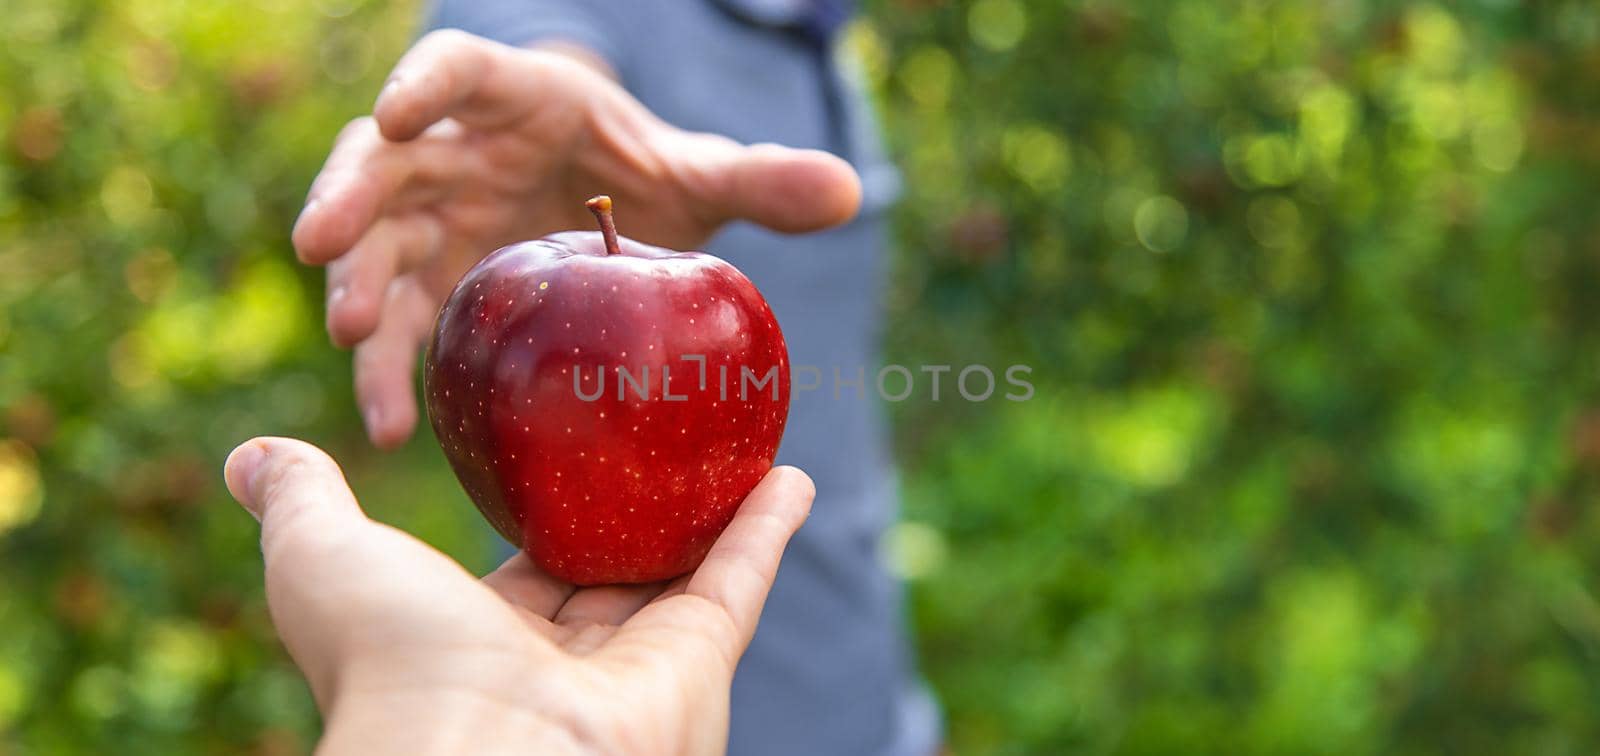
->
<box><xmin>585</xmin><ymin>195</ymin><xmax>622</xmax><ymax>255</ymax></box>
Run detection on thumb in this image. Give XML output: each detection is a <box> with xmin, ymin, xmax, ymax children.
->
<box><xmin>224</xmin><ymin>436</ymin><xmax>369</xmax><ymax>567</ymax></box>
<box><xmin>689</xmin><ymin>140</ymin><xmax>863</xmax><ymax>234</ymax></box>
<box><xmin>223</xmin><ymin>437</ymin><xmax>374</xmax><ymax>703</ymax></box>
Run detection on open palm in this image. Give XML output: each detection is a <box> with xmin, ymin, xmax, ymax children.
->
<box><xmin>291</xmin><ymin>30</ymin><xmax>861</xmax><ymax>449</ymax></box>
<box><xmin>224</xmin><ymin>436</ymin><xmax>814</xmax><ymax>755</ymax></box>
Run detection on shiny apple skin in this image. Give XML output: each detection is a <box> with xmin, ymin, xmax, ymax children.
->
<box><xmin>424</xmin><ymin>231</ymin><xmax>790</xmax><ymax>585</ymax></box>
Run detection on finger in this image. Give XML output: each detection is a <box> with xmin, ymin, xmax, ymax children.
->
<box><xmin>482</xmin><ymin>553</ymin><xmax>576</xmax><ymax>619</ymax></box>
<box><xmin>683</xmin><ymin>139</ymin><xmax>862</xmax><ymax>234</ymax></box>
<box><xmin>684</xmin><ymin>466</ymin><xmax>814</xmax><ymax>651</ymax></box>
<box><xmin>374</xmin><ymin>29</ymin><xmax>556</xmax><ymax>141</ymax></box>
<box><xmin>293</xmin><ymin>118</ymin><xmax>406</xmax><ymax>264</ymax></box>
<box><xmin>647</xmin><ymin>574</ymin><xmax>692</xmax><ymax>606</ymax></box>
<box><xmin>353</xmin><ymin>279</ymin><xmax>435</xmax><ymax>449</ymax></box>
<box><xmin>223</xmin><ymin>437</ymin><xmax>374</xmax><ymax>701</ymax></box>
<box><xmin>326</xmin><ymin>214</ymin><xmax>443</xmax><ymax>348</ymax></box>
<box><xmin>553</xmin><ymin>581</ymin><xmax>668</xmax><ymax>629</ymax></box>
<box><xmin>224</xmin><ymin>436</ymin><xmax>557</xmax><ymax>706</ymax></box>
<box><xmin>293</xmin><ymin>119</ymin><xmax>464</xmax><ymax>266</ymax></box>
<box><xmin>223</xmin><ymin>436</ymin><xmax>370</xmax><ymax>571</ymax></box>
<box><xmin>598</xmin><ymin>469</ymin><xmax>812</xmax><ymax>668</ymax></box>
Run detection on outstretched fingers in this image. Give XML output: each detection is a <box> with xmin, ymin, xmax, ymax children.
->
<box><xmin>325</xmin><ymin>213</ymin><xmax>443</xmax><ymax>348</ymax></box>
<box><xmin>293</xmin><ymin>118</ymin><xmax>468</xmax><ymax>267</ymax></box>
<box><xmin>224</xmin><ymin>437</ymin><xmax>381</xmax><ymax>699</ymax></box>
<box><xmin>728</xmin><ymin>144</ymin><xmax>862</xmax><ymax>233</ymax></box>
<box><xmin>224</xmin><ymin>437</ymin><xmax>372</xmax><ymax>569</ymax></box>
<box><xmin>683</xmin><ymin>466</ymin><xmax>814</xmax><ymax>653</ymax></box>
<box><xmin>602</xmin><ymin>466</ymin><xmax>814</xmax><ymax>671</ymax></box>
<box><xmin>674</xmin><ymin>135</ymin><xmax>862</xmax><ymax>236</ymax></box>
<box><xmin>374</xmin><ymin>29</ymin><xmax>556</xmax><ymax>142</ymax></box>
<box><xmin>223</xmin><ymin>438</ymin><xmax>564</xmax><ymax>705</ymax></box>
<box><xmin>352</xmin><ymin>278</ymin><xmax>437</xmax><ymax>448</ymax></box>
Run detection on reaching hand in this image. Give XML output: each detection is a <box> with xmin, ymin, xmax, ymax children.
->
<box><xmin>223</xmin><ymin>436</ymin><xmax>814</xmax><ymax>755</ymax></box>
<box><xmin>292</xmin><ymin>30</ymin><xmax>862</xmax><ymax>449</ymax></box>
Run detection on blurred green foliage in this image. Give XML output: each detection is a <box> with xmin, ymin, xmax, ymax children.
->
<box><xmin>864</xmin><ymin>0</ymin><xmax>1600</xmax><ymax>753</ymax></box>
<box><xmin>1</xmin><ymin>0</ymin><xmax>1599</xmax><ymax>753</ymax></box>
<box><xmin>0</xmin><ymin>1</ymin><xmax>483</xmax><ymax>752</ymax></box>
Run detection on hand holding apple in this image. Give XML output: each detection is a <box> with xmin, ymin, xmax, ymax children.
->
<box><xmin>222</xmin><ymin>436</ymin><xmax>814</xmax><ymax>755</ymax></box>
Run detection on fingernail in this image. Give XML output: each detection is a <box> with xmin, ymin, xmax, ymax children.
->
<box><xmin>362</xmin><ymin>403</ymin><xmax>384</xmax><ymax>442</ymax></box>
<box><xmin>293</xmin><ymin>199</ymin><xmax>321</xmax><ymax>238</ymax></box>
<box><xmin>328</xmin><ymin>285</ymin><xmax>347</xmax><ymax>309</ymax></box>
<box><xmin>376</xmin><ymin>78</ymin><xmax>401</xmax><ymax>109</ymax></box>
<box><xmin>224</xmin><ymin>441</ymin><xmax>268</xmax><ymax>521</ymax></box>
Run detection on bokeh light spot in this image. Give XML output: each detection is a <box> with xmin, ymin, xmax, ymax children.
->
<box><xmin>1471</xmin><ymin>116</ymin><xmax>1524</xmax><ymax>172</ymax></box>
<box><xmin>1134</xmin><ymin>196</ymin><xmax>1189</xmax><ymax>253</ymax></box>
<box><xmin>0</xmin><ymin>440</ymin><xmax>43</xmax><ymax>537</ymax></box>
<box><xmin>1247</xmin><ymin>196</ymin><xmax>1302</xmax><ymax>249</ymax></box>
<box><xmin>884</xmin><ymin>521</ymin><xmax>949</xmax><ymax>580</ymax></box>
<box><xmin>900</xmin><ymin>46</ymin><xmax>956</xmax><ymax>109</ymax></box>
<box><xmin>1003</xmin><ymin>124</ymin><xmax>1071</xmax><ymax>193</ymax></box>
<box><xmin>100</xmin><ymin>167</ymin><xmax>154</xmax><ymax>228</ymax></box>
<box><xmin>968</xmin><ymin>0</ymin><xmax>1027</xmax><ymax>52</ymax></box>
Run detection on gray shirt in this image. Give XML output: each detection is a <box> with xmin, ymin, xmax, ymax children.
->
<box><xmin>427</xmin><ymin>2</ymin><xmax>938</xmax><ymax>755</ymax></box>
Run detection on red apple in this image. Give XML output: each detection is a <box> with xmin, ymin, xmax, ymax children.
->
<box><xmin>424</xmin><ymin>196</ymin><xmax>791</xmax><ymax>585</ymax></box>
